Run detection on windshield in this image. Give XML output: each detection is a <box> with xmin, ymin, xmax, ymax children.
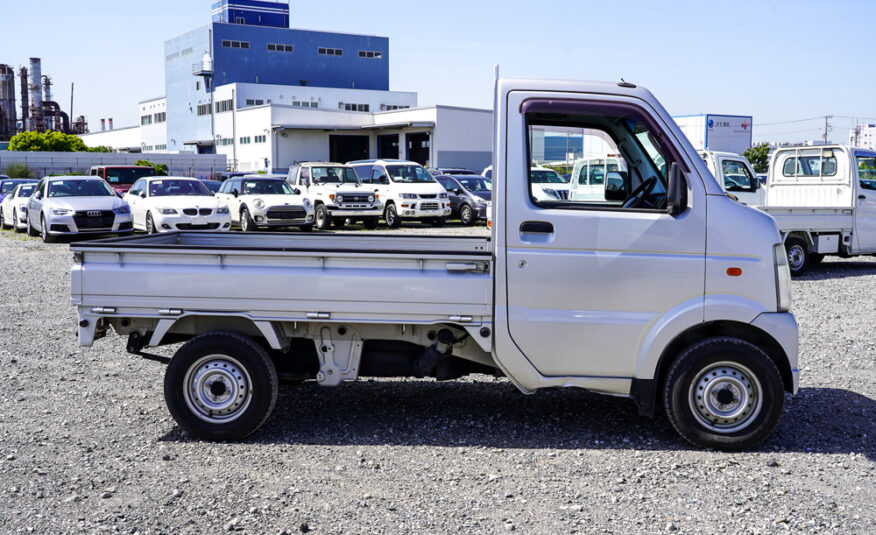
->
<box><xmin>1</xmin><ymin>181</ymin><xmax>24</xmax><ymax>194</ymax></box>
<box><xmin>858</xmin><ymin>156</ymin><xmax>876</xmax><ymax>191</ymax></box>
<box><xmin>457</xmin><ymin>177</ymin><xmax>492</xmax><ymax>191</ymax></box>
<box><xmin>48</xmin><ymin>180</ymin><xmax>115</xmax><ymax>198</ymax></box>
<box><xmin>103</xmin><ymin>167</ymin><xmax>156</xmax><ymax>185</ymax></box>
<box><xmin>149</xmin><ymin>179</ymin><xmax>212</xmax><ymax>197</ymax></box>
<box><xmin>530</xmin><ymin>170</ymin><xmax>567</xmax><ymax>184</ymax></box>
<box><xmin>15</xmin><ymin>185</ymin><xmax>36</xmax><ymax>198</ymax></box>
<box><xmin>311</xmin><ymin>167</ymin><xmax>358</xmax><ymax>184</ymax></box>
<box><xmin>242</xmin><ymin>180</ymin><xmax>294</xmax><ymax>195</ymax></box>
<box><xmin>387</xmin><ymin>165</ymin><xmax>435</xmax><ymax>183</ymax></box>
<box><xmin>721</xmin><ymin>160</ymin><xmax>756</xmax><ymax>191</ymax></box>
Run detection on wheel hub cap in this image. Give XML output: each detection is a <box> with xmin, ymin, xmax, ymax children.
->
<box><xmin>183</xmin><ymin>355</ymin><xmax>252</xmax><ymax>423</ymax></box>
<box><xmin>689</xmin><ymin>362</ymin><xmax>762</xmax><ymax>433</ymax></box>
<box><xmin>788</xmin><ymin>246</ymin><xmax>805</xmax><ymax>270</ymax></box>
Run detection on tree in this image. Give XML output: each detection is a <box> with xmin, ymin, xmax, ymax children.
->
<box><xmin>135</xmin><ymin>159</ymin><xmax>169</xmax><ymax>176</ymax></box>
<box><xmin>3</xmin><ymin>163</ymin><xmax>35</xmax><ymax>178</ymax></box>
<box><xmin>8</xmin><ymin>131</ymin><xmax>89</xmax><ymax>152</ymax></box>
<box><xmin>743</xmin><ymin>143</ymin><xmax>771</xmax><ymax>174</ymax></box>
<box><xmin>87</xmin><ymin>145</ymin><xmax>113</xmax><ymax>153</ymax></box>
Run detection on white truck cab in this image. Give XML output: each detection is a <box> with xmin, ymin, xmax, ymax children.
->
<box><xmin>348</xmin><ymin>159</ymin><xmax>451</xmax><ymax>228</ymax></box>
<box><xmin>761</xmin><ymin>145</ymin><xmax>876</xmax><ymax>274</ymax></box>
<box><xmin>72</xmin><ymin>77</ymin><xmax>798</xmax><ymax>451</ymax></box>
<box><xmin>700</xmin><ymin>150</ymin><xmax>764</xmax><ymax>206</ymax></box>
<box><xmin>288</xmin><ymin>163</ymin><xmax>383</xmax><ymax>230</ymax></box>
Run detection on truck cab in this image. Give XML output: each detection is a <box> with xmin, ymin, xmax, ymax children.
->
<box><xmin>288</xmin><ymin>162</ymin><xmax>382</xmax><ymax>230</ymax></box>
<box><xmin>699</xmin><ymin>151</ymin><xmax>764</xmax><ymax>206</ymax></box>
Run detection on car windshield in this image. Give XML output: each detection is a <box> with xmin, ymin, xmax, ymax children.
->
<box><xmin>457</xmin><ymin>177</ymin><xmax>492</xmax><ymax>191</ymax></box>
<box><xmin>387</xmin><ymin>165</ymin><xmax>435</xmax><ymax>183</ymax></box>
<box><xmin>311</xmin><ymin>167</ymin><xmax>358</xmax><ymax>184</ymax></box>
<box><xmin>15</xmin><ymin>185</ymin><xmax>36</xmax><ymax>198</ymax></box>
<box><xmin>1</xmin><ymin>181</ymin><xmax>24</xmax><ymax>194</ymax></box>
<box><xmin>103</xmin><ymin>168</ymin><xmax>156</xmax><ymax>185</ymax></box>
<box><xmin>530</xmin><ymin>170</ymin><xmax>567</xmax><ymax>184</ymax></box>
<box><xmin>149</xmin><ymin>179</ymin><xmax>212</xmax><ymax>197</ymax></box>
<box><xmin>48</xmin><ymin>180</ymin><xmax>115</xmax><ymax>198</ymax></box>
<box><xmin>242</xmin><ymin>180</ymin><xmax>293</xmax><ymax>195</ymax></box>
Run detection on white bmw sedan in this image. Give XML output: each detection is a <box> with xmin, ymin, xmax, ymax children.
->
<box><xmin>123</xmin><ymin>177</ymin><xmax>231</xmax><ymax>233</ymax></box>
<box><xmin>26</xmin><ymin>176</ymin><xmax>133</xmax><ymax>243</ymax></box>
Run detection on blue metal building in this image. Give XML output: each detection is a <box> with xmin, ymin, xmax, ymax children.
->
<box><xmin>164</xmin><ymin>1</ymin><xmax>390</xmax><ymax>153</ymax></box>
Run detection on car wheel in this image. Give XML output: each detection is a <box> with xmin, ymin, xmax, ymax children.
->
<box><xmin>0</xmin><ymin>208</ymin><xmax>6</xmax><ymax>230</ymax></box>
<box><xmin>363</xmin><ymin>216</ymin><xmax>379</xmax><ymax>230</ymax></box>
<box><xmin>663</xmin><ymin>337</ymin><xmax>784</xmax><ymax>451</ymax></box>
<box><xmin>241</xmin><ymin>208</ymin><xmax>256</xmax><ymax>232</ymax></box>
<box><xmin>459</xmin><ymin>204</ymin><xmax>474</xmax><ymax>226</ymax></box>
<box><xmin>41</xmin><ymin>215</ymin><xmax>55</xmax><ymax>243</ymax></box>
<box><xmin>384</xmin><ymin>204</ymin><xmax>401</xmax><ymax>229</ymax></box>
<box><xmin>784</xmin><ymin>237</ymin><xmax>808</xmax><ymax>276</ymax></box>
<box><xmin>163</xmin><ymin>331</ymin><xmax>278</xmax><ymax>441</ymax></box>
<box><xmin>13</xmin><ymin>209</ymin><xmax>24</xmax><ymax>233</ymax></box>
<box><xmin>314</xmin><ymin>204</ymin><xmax>331</xmax><ymax>230</ymax></box>
<box><xmin>146</xmin><ymin>212</ymin><xmax>156</xmax><ymax>234</ymax></box>
<box><xmin>27</xmin><ymin>212</ymin><xmax>39</xmax><ymax>237</ymax></box>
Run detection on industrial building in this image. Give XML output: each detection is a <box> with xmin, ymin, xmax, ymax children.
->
<box><xmin>673</xmin><ymin>114</ymin><xmax>754</xmax><ymax>155</ymax></box>
<box><xmin>79</xmin><ymin>0</ymin><xmax>493</xmax><ymax>173</ymax></box>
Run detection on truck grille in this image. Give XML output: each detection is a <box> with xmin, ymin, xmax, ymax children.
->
<box><xmin>339</xmin><ymin>194</ymin><xmax>371</xmax><ymax>204</ymax></box>
<box><xmin>266</xmin><ymin>207</ymin><xmax>306</xmax><ymax>220</ymax></box>
<box><xmin>73</xmin><ymin>211</ymin><xmax>114</xmax><ymax>230</ymax></box>
<box><xmin>420</xmin><ymin>202</ymin><xmax>440</xmax><ymax>211</ymax></box>
<box><xmin>419</xmin><ymin>194</ymin><xmax>437</xmax><ymax>199</ymax></box>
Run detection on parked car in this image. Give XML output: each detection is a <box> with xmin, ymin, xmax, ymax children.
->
<box><xmin>435</xmin><ymin>174</ymin><xmax>491</xmax><ymax>225</ymax></box>
<box><xmin>123</xmin><ymin>177</ymin><xmax>231</xmax><ymax>234</ymax></box>
<box><xmin>26</xmin><ymin>176</ymin><xmax>133</xmax><ymax>242</ymax></box>
<box><xmin>0</xmin><ymin>178</ymin><xmax>38</xmax><ymax>203</ymax></box>
<box><xmin>73</xmin><ymin>76</ymin><xmax>797</xmax><ymax>450</ymax></box>
<box><xmin>0</xmin><ymin>182</ymin><xmax>39</xmax><ymax>232</ymax></box>
<box><xmin>346</xmin><ymin>159</ymin><xmax>451</xmax><ymax>228</ymax></box>
<box><xmin>89</xmin><ymin>166</ymin><xmax>156</xmax><ymax>195</ymax></box>
<box><xmin>287</xmin><ymin>162</ymin><xmax>382</xmax><ymax>230</ymax></box>
<box><xmin>214</xmin><ymin>175</ymin><xmax>314</xmax><ymax>232</ymax></box>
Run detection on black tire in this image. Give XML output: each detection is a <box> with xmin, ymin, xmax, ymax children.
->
<box><xmin>314</xmin><ymin>204</ymin><xmax>331</xmax><ymax>231</ymax></box>
<box><xmin>299</xmin><ymin>224</ymin><xmax>313</xmax><ymax>232</ymax></box>
<box><xmin>26</xmin><ymin>212</ymin><xmax>39</xmax><ymax>236</ymax></box>
<box><xmin>240</xmin><ymin>207</ymin><xmax>256</xmax><ymax>232</ymax></box>
<box><xmin>164</xmin><ymin>331</ymin><xmax>278</xmax><ymax>441</ymax></box>
<box><xmin>384</xmin><ymin>204</ymin><xmax>401</xmax><ymax>229</ymax></box>
<box><xmin>784</xmin><ymin>237</ymin><xmax>808</xmax><ymax>276</ymax></box>
<box><xmin>40</xmin><ymin>215</ymin><xmax>55</xmax><ymax>243</ymax></box>
<box><xmin>362</xmin><ymin>216</ymin><xmax>379</xmax><ymax>230</ymax></box>
<box><xmin>13</xmin><ymin>210</ymin><xmax>24</xmax><ymax>233</ymax></box>
<box><xmin>146</xmin><ymin>212</ymin><xmax>156</xmax><ymax>235</ymax></box>
<box><xmin>809</xmin><ymin>253</ymin><xmax>824</xmax><ymax>265</ymax></box>
<box><xmin>663</xmin><ymin>337</ymin><xmax>784</xmax><ymax>451</ymax></box>
<box><xmin>459</xmin><ymin>204</ymin><xmax>474</xmax><ymax>226</ymax></box>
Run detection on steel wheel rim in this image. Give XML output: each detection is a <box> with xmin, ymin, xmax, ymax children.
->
<box><xmin>183</xmin><ymin>354</ymin><xmax>253</xmax><ymax>424</ymax></box>
<box><xmin>787</xmin><ymin>244</ymin><xmax>805</xmax><ymax>271</ymax></box>
<box><xmin>689</xmin><ymin>361</ymin><xmax>762</xmax><ymax>433</ymax></box>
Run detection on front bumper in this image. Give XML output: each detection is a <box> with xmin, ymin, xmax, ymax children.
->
<box><xmin>326</xmin><ymin>203</ymin><xmax>383</xmax><ymax>218</ymax></box>
<box><xmin>751</xmin><ymin>312</ymin><xmax>799</xmax><ymax>394</ymax></box>
<box><xmin>44</xmin><ymin>211</ymin><xmax>134</xmax><ymax>235</ymax></box>
<box><xmin>397</xmin><ymin>200</ymin><xmax>452</xmax><ymax>219</ymax></box>
<box><xmin>475</xmin><ymin>203</ymin><xmax>490</xmax><ymax>220</ymax></box>
<box><xmin>154</xmin><ymin>212</ymin><xmax>232</xmax><ymax>232</ymax></box>
<box><xmin>252</xmin><ymin>204</ymin><xmax>314</xmax><ymax>227</ymax></box>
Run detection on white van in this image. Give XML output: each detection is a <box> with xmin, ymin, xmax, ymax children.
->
<box><xmin>347</xmin><ymin>160</ymin><xmax>451</xmax><ymax>228</ymax></box>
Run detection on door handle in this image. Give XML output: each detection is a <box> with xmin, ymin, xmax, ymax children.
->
<box><xmin>859</xmin><ymin>195</ymin><xmax>867</xmax><ymax>200</ymax></box>
<box><xmin>520</xmin><ymin>221</ymin><xmax>554</xmax><ymax>234</ymax></box>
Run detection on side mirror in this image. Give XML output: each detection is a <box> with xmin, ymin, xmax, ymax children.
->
<box><xmin>604</xmin><ymin>172</ymin><xmax>626</xmax><ymax>202</ymax></box>
<box><xmin>34</xmin><ymin>191</ymin><xmax>43</xmax><ymax>200</ymax></box>
<box><xmin>379</xmin><ymin>175</ymin><xmax>389</xmax><ymax>184</ymax></box>
<box><xmin>232</xmin><ymin>189</ymin><xmax>239</xmax><ymax>197</ymax></box>
<box><xmin>453</xmin><ymin>188</ymin><xmax>463</xmax><ymax>195</ymax></box>
<box><xmin>751</xmin><ymin>177</ymin><xmax>760</xmax><ymax>191</ymax></box>
<box><xmin>139</xmin><ymin>191</ymin><xmax>146</xmax><ymax>198</ymax></box>
<box><xmin>293</xmin><ymin>188</ymin><xmax>301</xmax><ymax>195</ymax></box>
<box><xmin>667</xmin><ymin>162</ymin><xmax>688</xmax><ymax>217</ymax></box>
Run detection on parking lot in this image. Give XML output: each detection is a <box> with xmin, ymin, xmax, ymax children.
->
<box><xmin>0</xmin><ymin>226</ymin><xmax>873</xmax><ymax>535</ymax></box>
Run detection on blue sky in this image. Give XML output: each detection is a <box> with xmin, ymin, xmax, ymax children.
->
<box><xmin>3</xmin><ymin>0</ymin><xmax>874</xmax><ymax>143</ymax></box>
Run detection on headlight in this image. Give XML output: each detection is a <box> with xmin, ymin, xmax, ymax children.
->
<box><xmin>158</xmin><ymin>207</ymin><xmax>178</xmax><ymax>215</ymax></box>
<box><xmin>774</xmin><ymin>244</ymin><xmax>793</xmax><ymax>312</ymax></box>
<box><xmin>253</xmin><ymin>199</ymin><xmax>265</xmax><ymax>209</ymax></box>
<box><xmin>114</xmin><ymin>206</ymin><xmax>130</xmax><ymax>215</ymax></box>
<box><xmin>51</xmin><ymin>208</ymin><xmax>74</xmax><ymax>216</ymax></box>
<box><xmin>400</xmin><ymin>193</ymin><xmax>418</xmax><ymax>199</ymax></box>
<box><xmin>476</xmin><ymin>198</ymin><xmax>487</xmax><ymax>205</ymax></box>
<box><xmin>335</xmin><ymin>195</ymin><xmax>344</xmax><ymax>203</ymax></box>
<box><xmin>368</xmin><ymin>195</ymin><xmax>375</xmax><ymax>203</ymax></box>
<box><xmin>19</xmin><ymin>204</ymin><xmax>27</xmax><ymax>212</ymax></box>
<box><xmin>216</xmin><ymin>206</ymin><xmax>230</xmax><ymax>215</ymax></box>
<box><xmin>439</xmin><ymin>193</ymin><xmax>448</xmax><ymax>199</ymax></box>
<box><xmin>303</xmin><ymin>198</ymin><xmax>312</xmax><ymax>208</ymax></box>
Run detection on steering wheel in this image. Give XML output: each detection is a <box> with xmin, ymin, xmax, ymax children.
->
<box><xmin>622</xmin><ymin>176</ymin><xmax>658</xmax><ymax>209</ymax></box>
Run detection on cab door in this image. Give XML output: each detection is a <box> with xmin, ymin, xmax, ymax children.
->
<box><xmin>502</xmin><ymin>93</ymin><xmax>706</xmax><ymax>378</ymax></box>
<box><xmin>854</xmin><ymin>154</ymin><xmax>876</xmax><ymax>252</ymax></box>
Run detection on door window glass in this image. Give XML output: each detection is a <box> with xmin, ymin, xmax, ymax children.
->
<box><xmin>781</xmin><ymin>149</ymin><xmax>838</xmax><ymax>178</ymax></box>
<box><xmin>720</xmin><ymin>159</ymin><xmax>757</xmax><ymax>192</ymax></box>
<box><xmin>858</xmin><ymin>156</ymin><xmax>876</xmax><ymax>191</ymax></box>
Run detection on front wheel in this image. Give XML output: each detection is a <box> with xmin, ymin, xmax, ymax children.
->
<box><xmin>314</xmin><ymin>204</ymin><xmax>331</xmax><ymax>230</ymax></box>
<box><xmin>164</xmin><ymin>331</ymin><xmax>278</xmax><ymax>441</ymax></box>
<box><xmin>459</xmin><ymin>204</ymin><xmax>474</xmax><ymax>226</ymax></box>
<box><xmin>663</xmin><ymin>337</ymin><xmax>784</xmax><ymax>451</ymax></box>
<box><xmin>240</xmin><ymin>208</ymin><xmax>256</xmax><ymax>232</ymax></box>
<box><xmin>41</xmin><ymin>215</ymin><xmax>55</xmax><ymax>243</ymax></box>
<box><xmin>146</xmin><ymin>212</ymin><xmax>156</xmax><ymax>234</ymax></box>
<box><xmin>784</xmin><ymin>237</ymin><xmax>809</xmax><ymax>276</ymax></box>
<box><xmin>384</xmin><ymin>204</ymin><xmax>401</xmax><ymax>229</ymax></box>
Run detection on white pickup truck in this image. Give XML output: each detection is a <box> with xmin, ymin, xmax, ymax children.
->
<box><xmin>760</xmin><ymin>145</ymin><xmax>876</xmax><ymax>275</ymax></box>
<box><xmin>700</xmin><ymin>150</ymin><xmax>765</xmax><ymax>206</ymax></box>
<box><xmin>71</xmin><ymin>77</ymin><xmax>798</xmax><ymax>451</ymax></box>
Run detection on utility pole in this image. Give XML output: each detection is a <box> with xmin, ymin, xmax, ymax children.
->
<box><xmin>823</xmin><ymin>115</ymin><xmax>833</xmax><ymax>146</ymax></box>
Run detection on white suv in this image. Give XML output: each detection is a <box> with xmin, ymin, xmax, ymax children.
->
<box><xmin>287</xmin><ymin>162</ymin><xmax>382</xmax><ymax>230</ymax></box>
<box><xmin>348</xmin><ymin>160</ymin><xmax>451</xmax><ymax>228</ymax></box>
<box><xmin>214</xmin><ymin>175</ymin><xmax>314</xmax><ymax>232</ymax></box>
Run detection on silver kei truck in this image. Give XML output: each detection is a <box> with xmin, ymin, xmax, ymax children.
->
<box><xmin>71</xmin><ymin>77</ymin><xmax>799</xmax><ymax>451</ymax></box>
<box><xmin>287</xmin><ymin>162</ymin><xmax>383</xmax><ymax>230</ymax></box>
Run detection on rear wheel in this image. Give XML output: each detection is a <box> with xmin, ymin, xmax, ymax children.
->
<box><xmin>164</xmin><ymin>332</ymin><xmax>278</xmax><ymax>441</ymax></box>
<box><xmin>663</xmin><ymin>337</ymin><xmax>784</xmax><ymax>451</ymax></box>
<box><xmin>459</xmin><ymin>204</ymin><xmax>474</xmax><ymax>226</ymax></box>
<box><xmin>314</xmin><ymin>204</ymin><xmax>331</xmax><ymax>230</ymax></box>
<box><xmin>240</xmin><ymin>208</ymin><xmax>256</xmax><ymax>232</ymax></box>
<box><xmin>362</xmin><ymin>216</ymin><xmax>379</xmax><ymax>230</ymax></box>
<box><xmin>384</xmin><ymin>204</ymin><xmax>401</xmax><ymax>229</ymax></box>
<box><xmin>784</xmin><ymin>237</ymin><xmax>808</xmax><ymax>276</ymax></box>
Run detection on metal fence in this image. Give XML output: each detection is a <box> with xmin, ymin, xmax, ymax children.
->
<box><xmin>0</xmin><ymin>152</ymin><xmax>228</xmax><ymax>179</ymax></box>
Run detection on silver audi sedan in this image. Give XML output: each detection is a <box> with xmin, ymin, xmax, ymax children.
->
<box><xmin>26</xmin><ymin>176</ymin><xmax>133</xmax><ymax>243</ymax></box>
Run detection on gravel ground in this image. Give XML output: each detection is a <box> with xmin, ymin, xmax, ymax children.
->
<box><xmin>0</xmin><ymin>226</ymin><xmax>873</xmax><ymax>535</ymax></box>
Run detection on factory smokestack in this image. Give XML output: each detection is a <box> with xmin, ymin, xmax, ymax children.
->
<box><xmin>101</xmin><ymin>119</ymin><xmax>106</xmax><ymax>132</ymax></box>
